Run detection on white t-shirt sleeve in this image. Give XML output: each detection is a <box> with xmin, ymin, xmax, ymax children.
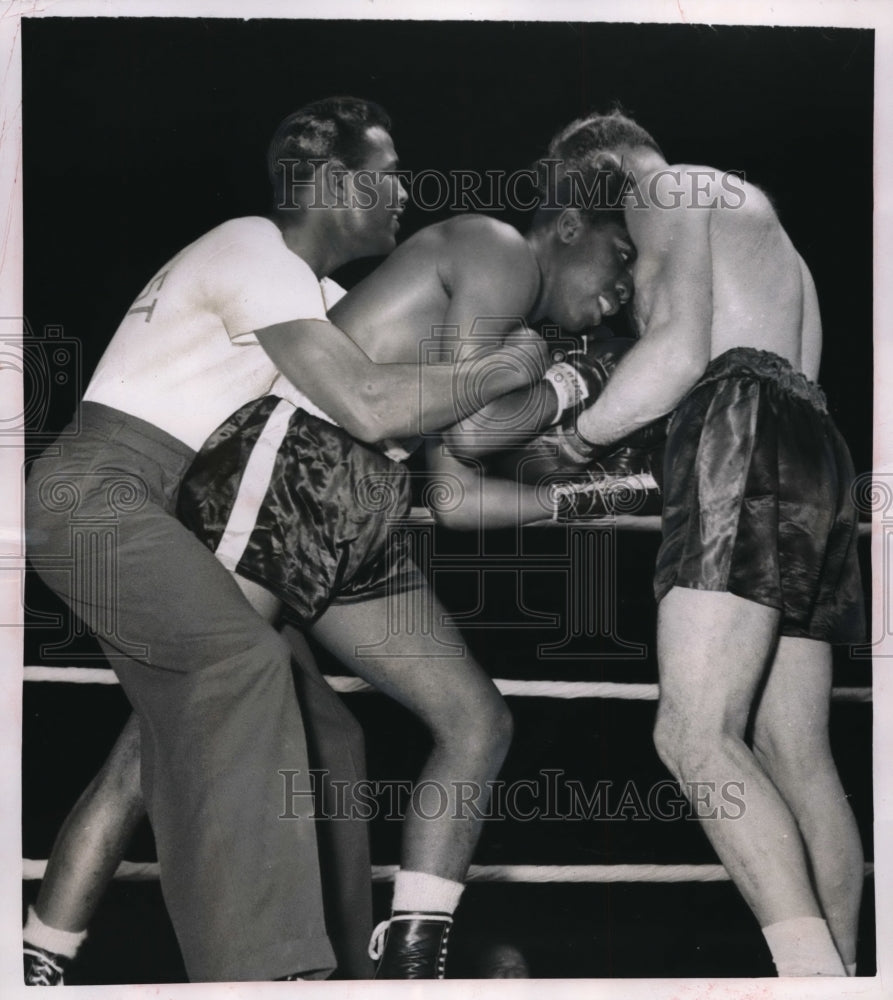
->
<box><xmin>204</xmin><ymin>222</ymin><xmax>329</xmax><ymax>345</ymax></box>
<box><xmin>320</xmin><ymin>276</ymin><xmax>348</xmax><ymax>311</ymax></box>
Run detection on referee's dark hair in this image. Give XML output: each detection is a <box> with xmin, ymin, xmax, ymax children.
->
<box><xmin>267</xmin><ymin>97</ymin><xmax>392</xmax><ymax>206</ymax></box>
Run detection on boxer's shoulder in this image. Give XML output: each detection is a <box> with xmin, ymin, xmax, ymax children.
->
<box><xmin>436</xmin><ymin>213</ymin><xmax>529</xmax><ymax>256</ymax></box>
<box><xmin>434</xmin><ymin>215</ymin><xmax>537</xmax><ymax>294</ymax></box>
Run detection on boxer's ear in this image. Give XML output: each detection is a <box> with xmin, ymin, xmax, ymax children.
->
<box><xmin>591</xmin><ymin>151</ymin><xmax>623</xmax><ymax>175</ymax></box>
<box><xmin>591</xmin><ymin>152</ymin><xmax>629</xmax><ymax>210</ymax></box>
<box><xmin>557</xmin><ymin>208</ymin><xmax>584</xmax><ymax>244</ymax></box>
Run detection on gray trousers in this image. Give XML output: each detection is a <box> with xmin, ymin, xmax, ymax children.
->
<box><xmin>26</xmin><ymin>403</ymin><xmax>369</xmax><ymax>981</ymax></box>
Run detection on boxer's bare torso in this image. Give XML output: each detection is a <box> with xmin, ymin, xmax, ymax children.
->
<box><xmin>323</xmin><ymin>210</ymin><xmax>636</xmax><ymax>528</ymax></box>
<box><xmin>627</xmin><ymin>166</ymin><xmax>822</xmax><ymax>379</ymax></box>
<box><xmin>577</xmin><ymin>163</ymin><xmax>823</xmax><ymax>444</ymax></box>
<box><xmin>329</xmin><ymin>210</ymin><xmax>635</xmax><ymax>367</ymax></box>
<box><xmin>329</xmin><ymin>215</ymin><xmax>541</xmax><ymax>363</ymax></box>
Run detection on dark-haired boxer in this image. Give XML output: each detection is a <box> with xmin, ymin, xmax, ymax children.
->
<box><xmin>556</xmin><ymin>111</ymin><xmax>865</xmax><ymax>977</ymax></box>
<box><xmin>25</xmin><ymin>153</ymin><xmax>637</xmax><ymax>982</ymax></box>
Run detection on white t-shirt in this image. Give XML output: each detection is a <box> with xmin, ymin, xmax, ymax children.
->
<box><xmin>83</xmin><ymin>216</ymin><xmax>345</xmax><ymax>450</ymax></box>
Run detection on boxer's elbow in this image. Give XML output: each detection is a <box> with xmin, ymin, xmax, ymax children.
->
<box><xmin>336</xmin><ymin>410</ymin><xmax>382</xmax><ymax>443</ymax></box>
<box><xmin>336</xmin><ymin>384</ymin><xmax>394</xmax><ymax>443</ymax></box>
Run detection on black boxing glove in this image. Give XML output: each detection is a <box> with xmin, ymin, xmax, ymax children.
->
<box><xmin>485</xmin><ymin>337</ymin><xmax>674</xmax><ymax>494</ymax></box>
<box><xmin>541</xmin><ymin>336</ymin><xmax>636</xmax><ymax>425</ymax></box>
<box><xmin>485</xmin><ymin>336</ymin><xmax>634</xmax><ymax>482</ymax></box>
<box><xmin>544</xmin><ymin>337</ymin><xmax>673</xmax><ymax>462</ymax></box>
<box><xmin>591</xmin><ymin>417</ymin><xmax>670</xmax><ymax>488</ymax></box>
<box><xmin>487</xmin><ymin>415</ymin><xmax>670</xmax><ymax>491</ymax></box>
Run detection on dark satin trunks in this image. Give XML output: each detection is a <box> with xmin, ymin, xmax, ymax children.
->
<box><xmin>177</xmin><ymin>395</ymin><xmax>420</xmax><ymax>625</ymax></box>
<box><xmin>654</xmin><ymin>347</ymin><xmax>865</xmax><ymax>643</ymax></box>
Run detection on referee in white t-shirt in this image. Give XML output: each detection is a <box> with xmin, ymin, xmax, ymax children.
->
<box><xmin>26</xmin><ymin>98</ymin><xmax>533</xmax><ymax>983</ymax></box>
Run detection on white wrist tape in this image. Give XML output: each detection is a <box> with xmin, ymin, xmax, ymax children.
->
<box><xmin>543</xmin><ymin>363</ymin><xmax>590</xmax><ymax>424</ymax></box>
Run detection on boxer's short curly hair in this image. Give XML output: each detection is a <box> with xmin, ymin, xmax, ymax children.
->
<box><xmin>530</xmin><ymin>109</ymin><xmax>661</xmax><ymax>229</ymax></box>
<box><xmin>268</xmin><ymin>97</ymin><xmax>392</xmax><ymax>202</ymax></box>
<box><xmin>531</xmin><ymin>159</ymin><xmax>628</xmax><ymax>231</ymax></box>
<box><xmin>547</xmin><ymin>110</ymin><xmax>662</xmax><ymax>164</ymax></box>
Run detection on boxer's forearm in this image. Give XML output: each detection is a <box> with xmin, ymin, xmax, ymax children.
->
<box><xmin>431</xmin><ymin>477</ymin><xmax>547</xmax><ymax>530</ymax></box>
<box><xmin>447</xmin><ymin>334</ymin><xmax>643</xmax><ymax>459</ymax></box>
<box><xmin>441</xmin><ymin>381</ymin><xmax>558</xmax><ymax>459</ymax></box>
<box><xmin>575</xmin><ymin>332</ymin><xmax>702</xmax><ymax>445</ymax></box>
<box><xmin>425</xmin><ymin>444</ymin><xmax>548</xmax><ymax>529</ymax></box>
<box><xmin>577</xmin><ymin>197</ymin><xmax>712</xmax><ymax>443</ymax></box>
<box><xmin>416</xmin><ymin>337</ymin><xmax>548</xmax><ymax>437</ymax></box>
<box><xmin>258</xmin><ymin>317</ymin><xmax>542</xmax><ymax>442</ymax></box>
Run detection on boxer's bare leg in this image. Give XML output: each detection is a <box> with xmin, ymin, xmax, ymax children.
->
<box><xmin>233</xmin><ymin>574</ymin><xmax>282</xmax><ymax>623</ymax></box>
<box><xmin>32</xmin><ymin>712</ymin><xmax>144</xmax><ymax>935</ymax></box>
<box><xmin>310</xmin><ymin>583</ymin><xmax>512</xmax><ymax>978</ymax></box>
<box><xmin>751</xmin><ymin>637</ymin><xmax>863</xmax><ymax>969</ymax></box>
<box><xmin>653</xmin><ymin>588</ymin><xmax>820</xmax><ymax>921</ymax></box>
<box><xmin>653</xmin><ymin>587</ymin><xmax>845</xmax><ymax>974</ymax></box>
<box><xmin>310</xmin><ymin>585</ymin><xmax>512</xmax><ymax>882</ymax></box>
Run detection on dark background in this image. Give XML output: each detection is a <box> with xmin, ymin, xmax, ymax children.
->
<box><xmin>21</xmin><ymin>17</ymin><xmax>875</xmax><ymax>983</ymax></box>
<box><xmin>22</xmin><ymin>18</ymin><xmax>874</xmax><ymax>468</ymax></box>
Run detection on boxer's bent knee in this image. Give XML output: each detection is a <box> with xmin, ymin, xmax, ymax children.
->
<box><xmin>482</xmin><ymin>695</ymin><xmax>514</xmax><ymax>758</ymax></box>
<box><xmin>437</xmin><ymin>688</ymin><xmax>513</xmax><ymax>765</ymax></box>
<box><xmin>653</xmin><ymin>707</ymin><xmax>741</xmax><ymax>785</ymax></box>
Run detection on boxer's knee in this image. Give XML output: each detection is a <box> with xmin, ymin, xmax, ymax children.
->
<box><xmin>652</xmin><ymin>707</ymin><xmax>684</xmax><ymax>780</ymax></box>
<box><xmin>653</xmin><ymin>703</ymin><xmax>729</xmax><ymax>783</ymax></box>
<box><xmin>437</xmin><ymin>686</ymin><xmax>513</xmax><ymax>769</ymax></box>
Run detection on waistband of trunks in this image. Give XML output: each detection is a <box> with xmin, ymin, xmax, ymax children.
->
<box><xmin>696</xmin><ymin>347</ymin><xmax>827</xmax><ymax>414</ymax></box>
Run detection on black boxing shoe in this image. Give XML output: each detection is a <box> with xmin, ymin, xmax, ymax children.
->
<box><xmin>369</xmin><ymin>911</ymin><xmax>453</xmax><ymax>979</ymax></box>
<box><xmin>24</xmin><ymin>945</ymin><xmax>68</xmax><ymax>985</ymax></box>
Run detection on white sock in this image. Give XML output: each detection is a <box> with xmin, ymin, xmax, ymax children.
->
<box><xmin>391</xmin><ymin>870</ymin><xmax>464</xmax><ymax>915</ymax></box>
<box><xmin>761</xmin><ymin>916</ymin><xmax>845</xmax><ymax>976</ymax></box>
<box><xmin>846</xmin><ymin>962</ymin><xmax>857</xmax><ymax>976</ymax></box>
<box><xmin>23</xmin><ymin>906</ymin><xmax>87</xmax><ymax>959</ymax></box>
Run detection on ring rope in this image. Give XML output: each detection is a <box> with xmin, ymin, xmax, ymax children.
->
<box><xmin>22</xmin><ymin>859</ymin><xmax>875</xmax><ymax>885</ymax></box>
<box><xmin>407</xmin><ymin>510</ymin><xmax>872</xmax><ymax>535</ymax></box>
<box><xmin>22</xmin><ymin>519</ymin><xmax>873</xmax><ymax>898</ymax></box>
<box><xmin>22</xmin><ymin>667</ymin><xmax>872</xmax><ymax>702</ymax></box>
<box><xmin>410</xmin><ymin>510</ymin><xmax>871</xmax><ymax>535</ymax></box>
<box><xmin>22</xmin><ymin>514</ymin><xmax>870</xmax><ymax>698</ymax></box>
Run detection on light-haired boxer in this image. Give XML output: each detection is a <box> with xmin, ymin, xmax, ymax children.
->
<box><xmin>25</xmin><ymin>153</ymin><xmax>636</xmax><ymax>982</ymax></box>
<box><xmin>24</xmin><ymin>96</ymin><xmax>543</xmax><ymax>985</ymax></box>
<box><xmin>556</xmin><ymin>111</ymin><xmax>865</xmax><ymax>977</ymax></box>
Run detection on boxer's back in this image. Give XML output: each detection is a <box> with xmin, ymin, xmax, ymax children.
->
<box><xmin>629</xmin><ymin>166</ymin><xmax>822</xmax><ymax>380</ymax></box>
<box><xmin>708</xmin><ymin>175</ymin><xmax>821</xmax><ymax>379</ymax></box>
<box><xmin>329</xmin><ymin>215</ymin><xmax>539</xmax><ymax>363</ymax></box>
